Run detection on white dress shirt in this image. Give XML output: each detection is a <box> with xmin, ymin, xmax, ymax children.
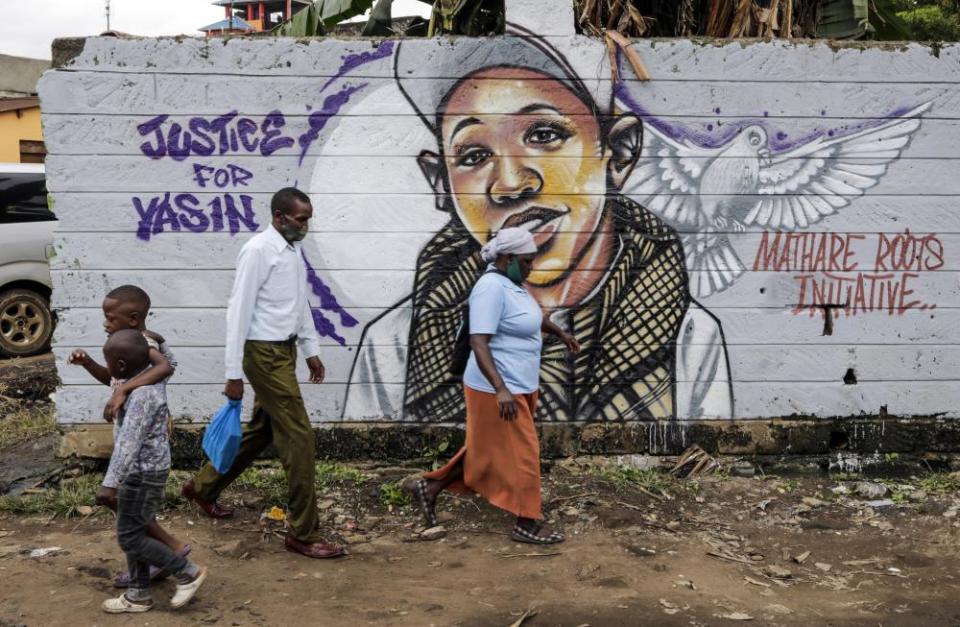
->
<box><xmin>224</xmin><ymin>224</ymin><xmax>321</xmax><ymax>380</ymax></box>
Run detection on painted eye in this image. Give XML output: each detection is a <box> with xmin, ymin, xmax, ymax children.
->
<box><xmin>457</xmin><ymin>149</ymin><xmax>492</xmax><ymax>167</ymax></box>
<box><xmin>525</xmin><ymin>124</ymin><xmax>572</xmax><ymax>146</ymax></box>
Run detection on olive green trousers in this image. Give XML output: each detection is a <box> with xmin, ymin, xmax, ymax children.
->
<box><xmin>193</xmin><ymin>340</ymin><xmax>320</xmax><ymax>542</ymax></box>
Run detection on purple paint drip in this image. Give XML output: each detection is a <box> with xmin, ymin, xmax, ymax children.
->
<box><xmin>301</xmin><ymin>251</ymin><xmax>359</xmax><ymax>346</ymax></box>
<box><xmin>320</xmin><ymin>40</ymin><xmax>395</xmax><ymax>93</ymax></box>
<box><xmin>298</xmin><ymin>83</ymin><xmax>367</xmax><ymax>164</ymax></box>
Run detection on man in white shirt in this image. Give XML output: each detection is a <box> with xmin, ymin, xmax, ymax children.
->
<box><xmin>182</xmin><ymin>187</ymin><xmax>344</xmax><ymax>559</ymax></box>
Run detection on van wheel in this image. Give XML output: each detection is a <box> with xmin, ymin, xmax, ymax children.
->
<box><xmin>0</xmin><ymin>289</ymin><xmax>53</xmax><ymax>357</ymax></box>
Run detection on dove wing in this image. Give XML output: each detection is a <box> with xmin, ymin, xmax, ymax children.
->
<box><xmin>747</xmin><ymin>103</ymin><xmax>930</xmax><ymax>230</ymax></box>
<box><xmin>623</xmin><ymin>122</ymin><xmax>713</xmax><ymax>227</ymax></box>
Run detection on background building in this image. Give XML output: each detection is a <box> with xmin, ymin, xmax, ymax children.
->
<box><xmin>199</xmin><ymin>0</ymin><xmax>311</xmax><ymax>36</ymax></box>
<box><xmin>0</xmin><ymin>54</ymin><xmax>48</xmax><ymax>163</ymax></box>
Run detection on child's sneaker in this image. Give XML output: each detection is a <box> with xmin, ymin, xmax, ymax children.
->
<box><xmin>102</xmin><ymin>593</ymin><xmax>154</xmax><ymax>613</ymax></box>
<box><xmin>171</xmin><ymin>566</ymin><xmax>208</xmax><ymax>609</ymax></box>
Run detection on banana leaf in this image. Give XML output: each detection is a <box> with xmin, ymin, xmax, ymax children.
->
<box><xmin>273</xmin><ymin>0</ymin><xmax>376</xmax><ymax>35</ymax></box>
<box><xmin>361</xmin><ymin>0</ymin><xmax>394</xmax><ymax>35</ymax></box>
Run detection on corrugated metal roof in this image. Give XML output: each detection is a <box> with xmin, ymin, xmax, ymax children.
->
<box><xmin>198</xmin><ymin>17</ymin><xmax>256</xmax><ymax>31</ymax></box>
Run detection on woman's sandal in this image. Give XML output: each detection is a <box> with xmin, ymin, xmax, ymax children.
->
<box><xmin>411</xmin><ymin>478</ymin><xmax>439</xmax><ymax>528</ymax></box>
<box><xmin>511</xmin><ymin>522</ymin><xmax>565</xmax><ymax>545</ymax></box>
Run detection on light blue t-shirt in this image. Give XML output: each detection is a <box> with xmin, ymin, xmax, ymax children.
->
<box><xmin>463</xmin><ymin>270</ymin><xmax>543</xmax><ymax>395</ymax></box>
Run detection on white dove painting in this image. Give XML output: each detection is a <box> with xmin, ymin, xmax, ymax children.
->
<box><xmin>622</xmin><ymin>101</ymin><xmax>931</xmax><ymax>298</ymax></box>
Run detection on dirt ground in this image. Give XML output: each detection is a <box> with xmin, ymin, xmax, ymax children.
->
<box><xmin>2</xmin><ymin>458</ymin><xmax>960</xmax><ymax>627</ymax></box>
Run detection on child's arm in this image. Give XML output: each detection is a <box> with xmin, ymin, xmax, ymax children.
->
<box><xmin>103</xmin><ymin>348</ymin><xmax>174</xmax><ymax>421</ymax></box>
<box><xmin>67</xmin><ymin>349</ymin><xmax>111</xmax><ymax>386</ymax></box>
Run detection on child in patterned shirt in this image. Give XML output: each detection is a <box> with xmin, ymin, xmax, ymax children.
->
<box><xmin>97</xmin><ymin>329</ymin><xmax>207</xmax><ymax>613</ymax></box>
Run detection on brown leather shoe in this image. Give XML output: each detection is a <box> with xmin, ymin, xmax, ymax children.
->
<box><xmin>180</xmin><ymin>479</ymin><xmax>234</xmax><ymax>519</ymax></box>
<box><xmin>284</xmin><ymin>536</ymin><xmax>345</xmax><ymax>559</ymax></box>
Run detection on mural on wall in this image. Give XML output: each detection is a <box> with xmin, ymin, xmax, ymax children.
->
<box><xmin>341</xmin><ymin>28</ymin><xmax>929</xmax><ymax>423</ymax></box>
<box><xmin>79</xmin><ymin>28</ymin><xmax>941</xmax><ymax>425</ymax></box>
<box><xmin>345</xmin><ymin>28</ymin><xmax>735</xmax><ymax>423</ymax></box>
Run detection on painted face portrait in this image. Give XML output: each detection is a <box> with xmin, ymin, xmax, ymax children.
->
<box><xmin>439</xmin><ymin>68</ymin><xmax>609</xmax><ymax>286</ymax></box>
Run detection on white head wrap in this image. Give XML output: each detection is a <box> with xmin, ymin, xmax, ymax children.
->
<box><xmin>480</xmin><ymin>227</ymin><xmax>538</xmax><ymax>263</ymax></box>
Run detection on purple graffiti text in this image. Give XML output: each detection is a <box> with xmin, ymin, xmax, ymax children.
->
<box><xmin>137</xmin><ymin>110</ymin><xmax>297</xmax><ymax>160</ymax></box>
<box><xmin>133</xmin><ymin>192</ymin><xmax>259</xmax><ymax>241</ymax></box>
<box><xmin>192</xmin><ymin>163</ymin><xmax>253</xmax><ymax>188</ymax></box>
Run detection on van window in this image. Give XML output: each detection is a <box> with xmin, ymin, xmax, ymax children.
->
<box><xmin>0</xmin><ymin>174</ymin><xmax>54</xmax><ymax>223</ymax></box>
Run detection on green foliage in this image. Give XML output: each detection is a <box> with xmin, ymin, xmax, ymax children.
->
<box><xmin>273</xmin><ymin>0</ymin><xmax>380</xmax><ymax>36</ymax></box>
<box><xmin>897</xmin><ymin>4</ymin><xmax>960</xmax><ymax>40</ymax></box>
<box><xmin>0</xmin><ymin>474</ymin><xmax>104</xmax><ymax>518</ymax></box>
<box><xmin>235</xmin><ymin>465</ymin><xmax>288</xmax><ymax>505</ymax></box>
<box><xmin>315</xmin><ymin>462</ymin><xmax>367</xmax><ymax>490</ymax></box>
<box><xmin>595</xmin><ymin>466</ymin><xmax>674</xmax><ymax>494</ymax></box>
<box><xmin>0</xmin><ymin>404</ymin><xmax>56</xmax><ymax>450</ymax></box>
<box><xmin>379</xmin><ymin>481</ymin><xmax>411</xmax><ymax>507</ymax></box>
<box><xmin>361</xmin><ymin>0</ymin><xmax>394</xmax><ymax>36</ymax></box>
<box><xmin>917</xmin><ymin>472</ymin><xmax>960</xmax><ymax>493</ymax></box>
<box><xmin>421</xmin><ymin>440</ymin><xmax>450</xmax><ymax>471</ymax></box>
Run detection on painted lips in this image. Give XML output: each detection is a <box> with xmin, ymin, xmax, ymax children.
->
<box><xmin>503</xmin><ymin>207</ymin><xmax>567</xmax><ymax>247</ymax></box>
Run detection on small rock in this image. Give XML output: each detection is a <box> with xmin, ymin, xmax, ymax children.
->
<box><xmin>765</xmin><ymin>604</ymin><xmax>793</xmax><ymax>615</ymax></box>
<box><xmin>729</xmin><ymin>462</ymin><xmax>755</xmax><ymax>478</ymax></box>
<box><xmin>764</xmin><ymin>565</ymin><xmax>792</xmax><ymax>579</ymax></box>
<box><xmin>801</xmin><ymin>497</ymin><xmax>826</xmax><ymax>508</ymax></box>
<box><xmin>561</xmin><ymin>507</ymin><xmax>580</xmax><ymax>518</ymax></box>
<box><xmin>666</xmin><ymin>521</ymin><xmax>681</xmax><ymax>531</ymax></box>
<box><xmin>853</xmin><ymin>481</ymin><xmax>889</xmax><ymax>499</ymax></box>
<box><xmin>29</xmin><ymin>547</ymin><xmax>63</xmax><ymax>558</ymax></box>
<box><xmin>75</xmin><ymin>506</ymin><xmax>94</xmax><ymax>517</ymax></box>
<box><xmin>793</xmin><ymin>550</ymin><xmax>811</xmax><ymax>564</ymax></box>
<box><xmin>718</xmin><ymin>612</ymin><xmax>753</xmax><ymax>621</ymax></box>
<box><xmin>317</xmin><ymin>499</ymin><xmax>336</xmax><ymax>511</ymax></box>
<box><xmin>419</xmin><ymin>526</ymin><xmax>447</xmax><ymax>541</ymax></box>
<box><xmin>624</xmin><ymin>544</ymin><xmax>656</xmax><ymax>557</ymax></box>
<box><xmin>814</xmin><ymin>562</ymin><xmax>832</xmax><ymax>572</ymax></box>
<box><xmin>213</xmin><ymin>540</ymin><xmax>245</xmax><ymax>559</ymax></box>
<box><xmin>866</xmin><ymin>499</ymin><xmax>895</xmax><ymax>508</ymax></box>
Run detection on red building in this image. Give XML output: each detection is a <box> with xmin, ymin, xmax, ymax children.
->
<box><xmin>199</xmin><ymin>0</ymin><xmax>312</xmax><ymax>36</ymax></box>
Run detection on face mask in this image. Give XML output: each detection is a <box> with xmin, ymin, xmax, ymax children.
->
<box><xmin>277</xmin><ymin>215</ymin><xmax>307</xmax><ymax>242</ymax></box>
<box><xmin>506</xmin><ymin>257</ymin><xmax>524</xmax><ymax>284</ymax></box>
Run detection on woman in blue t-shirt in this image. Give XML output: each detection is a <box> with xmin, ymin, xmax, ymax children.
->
<box><xmin>412</xmin><ymin>228</ymin><xmax>580</xmax><ymax>544</ymax></box>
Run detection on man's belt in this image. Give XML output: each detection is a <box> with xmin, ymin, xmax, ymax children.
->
<box><xmin>251</xmin><ymin>335</ymin><xmax>298</xmax><ymax>346</ymax></box>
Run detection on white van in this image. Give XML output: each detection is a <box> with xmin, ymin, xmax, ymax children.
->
<box><xmin>0</xmin><ymin>163</ymin><xmax>54</xmax><ymax>357</ymax></box>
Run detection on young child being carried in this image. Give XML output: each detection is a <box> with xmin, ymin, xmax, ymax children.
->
<box><xmin>97</xmin><ymin>329</ymin><xmax>207</xmax><ymax>613</ymax></box>
<box><xmin>68</xmin><ymin>285</ymin><xmax>190</xmax><ymax>588</ymax></box>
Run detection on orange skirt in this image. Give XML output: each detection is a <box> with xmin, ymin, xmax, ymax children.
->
<box><xmin>424</xmin><ymin>385</ymin><xmax>542</xmax><ymax>519</ymax></box>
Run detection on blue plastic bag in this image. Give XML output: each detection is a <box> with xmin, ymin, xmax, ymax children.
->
<box><xmin>202</xmin><ymin>399</ymin><xmax>242</xmax><ymax>474</ymax></box>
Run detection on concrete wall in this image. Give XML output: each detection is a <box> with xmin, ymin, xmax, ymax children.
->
<box><xmin>39</xmin><ymin>2</ymin><xmax>960</xmax><ymax>451</ymax></box>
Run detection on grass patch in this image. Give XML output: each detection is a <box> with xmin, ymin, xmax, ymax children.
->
<box><xmin>594</xmin><ymin>466</ymin><xmax>675</xmax><ymax>494</ymax></box>
<box><xmin>232</xmin><ymin>462</ymin><xmax>368</xmax><ymax>507</ymax></box>
<box><xmin>0</xmin><ymin>470</ymin><xmax>189</xmax><ymax>519</ymax></box>
<box><xmin>917</xmin><ymin>473</ymin><xmax>960</xmax><ymax>494</ymax></box>
<box><xmin>0</xmin><ymin>473</ymin><xmax>103</xmax><ymax>518</ymax></box>
<box><xmin>315</xmin><ymin>462</ymin><xmax>367</xmax><ymax>490</ymax></box>
<box><xmin>380</xmin><ymin>481</ymin><xmax>411</xmax><ymax>508</ymax></box>
<box><xmin>234</xmin><ymin>465</ymin><xmax>288</xmax><ymax>505</ymax></box>
<box><xmin>0</xmin><ymin>404</ymin><xmax>56</xmax><ymax>450</ymax></box>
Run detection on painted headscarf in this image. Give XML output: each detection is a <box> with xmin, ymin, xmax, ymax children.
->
<box><xmin>479</xmin><ymin>227</ymin><xmax>538</xmax><ymax>262</ymax></box>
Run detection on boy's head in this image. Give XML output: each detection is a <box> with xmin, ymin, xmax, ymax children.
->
<box><xmin>103</xmin><ymin>285</ymin><xmax>151</xmax><ymax>334</ymax></box>
<box><xmin>103</xmin><ymin>329</ymin><xmax>150</xmax><ymax>380</ymax></box>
